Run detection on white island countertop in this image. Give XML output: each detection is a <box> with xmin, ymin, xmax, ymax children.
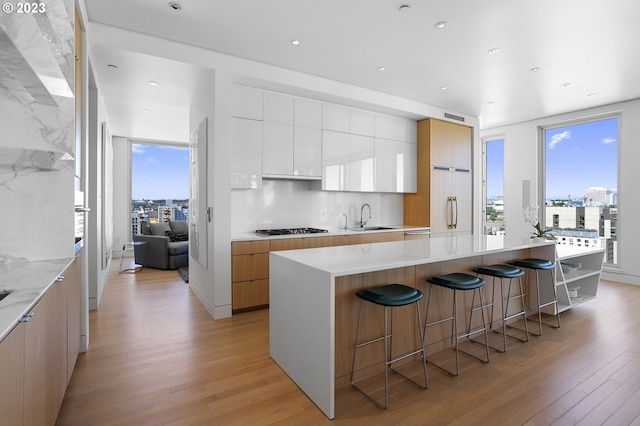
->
<box><xmin>270</xmin><ymin>234</ymin><xmax>553</xmax><ymax>277</ymax></box>
<box><xmin>269</xmin><ymin>234</ymin><xmax>556</xmax><ymax>419</ymax></box>
<box><xmin>0</xmin><ymin>258</ymin><xmax>74</xmax><ymax>341</ymax></box>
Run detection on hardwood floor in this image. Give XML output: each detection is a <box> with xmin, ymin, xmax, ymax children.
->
<box><xmin>57</xmin><ymin>262</ymin><xmax>640</xmax><ymax>425</ymax></box>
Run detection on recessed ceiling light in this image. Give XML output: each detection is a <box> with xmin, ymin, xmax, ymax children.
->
<box><xmin>377</xmin><ymin>66</ymin><xmax>386</xmax><ymax>71</ymax></box>
<box><xmin>291</xmin><ymin>39</ymin><xmax>301</xmax><ymax>46</ymax></box>
<box><xmin>148</xmin><ymin>81</ymin><xmax>160</xmax><ymax>86</ymax></box>
<box><xmin>486</xmin><ymin>101</ymin><xmax>494</xmax><ymax>105</ymax></box>
<box><xmin>399</xmin><ymin>5</ymin><xmax>411</xmax><ymax>12</ymax></box>
<box><xmin>107</xmin><ymin>64</ymin><xmax>118</xmax><ymax>69</ymax></box>
<box><xmin>530</xmin><ymin>67</ymin><xmax>541</xmax><ymax>72</ymax></box>
<box><xmin>141</xmin><ymin>109</ymin><xmax>150</xmax><ymax>113</ymax></box>
<box><xmin>488</xmin><ymin>47</ymin><xmax>500</xmax><ymax>55</ymax></box>
<box><xmin>168</xmin><ymin>2</ymin><xmax>182</xmax><ymax>11</ymax></box>
<box><xmin>561</xmin><ymin>82</ymin><xmax>572</xmax><ymax>87</ymax></box>
<box><xmin>587</xmin><ymin>93</ymin><xmax>596</xmax><ymax>97</ymax></box>
<box><xmin>434</xmin><ymin>21</ymin><xmax>447</xmax><ymax>29</ymax></box>
<box><xmin>440</xmin><ymin>86</ymin><xmax>448</xmax><ymax>90</ymax></box>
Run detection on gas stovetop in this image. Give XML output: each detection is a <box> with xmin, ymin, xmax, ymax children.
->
<box><xmin>255</xmin><ymin>227</ymin><xmax>329</xmax><ymax>236</ymax></box>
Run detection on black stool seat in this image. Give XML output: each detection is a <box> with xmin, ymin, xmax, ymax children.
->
<box><xmin>428</xmin><ymin>273</ymin><xmax>485</xmax><ymax>290</ymax></box>
<box><xmin>356</xmin><ymin>284</ymin><xmax>423</xmax><ymax>306</ymax></box>
<box><xmin>474</xmin><ymin>264</ymin><xmax>524</xmax><ymax>278</ymax></box>
<box><xmin>509</xmin><ymin>258</ymin><xmax>555</xmax><ymax>270</ymax></box>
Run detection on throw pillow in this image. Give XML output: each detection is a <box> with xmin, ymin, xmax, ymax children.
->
<box><xmin>166</xmin><ymin>231</ymin><xmax>188</xmax><ymax>242</ymax></box>
<box><xmin>169</xmin><ymin>220</ymin><xmax>189</xmax><ymax>235</ymax></box>
<box><xmin>149</xmin><ymin>222</ymin><xmax>171</xmax><ymax>236</ymax></box>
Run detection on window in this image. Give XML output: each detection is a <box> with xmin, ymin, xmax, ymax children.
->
<box><xmin>130</xmin><ymin>143</ymin><xmax>189</xmax><ymax>238</ymax></box>
<box><xmin>543</xmin><ymin>116</ymin><xmax>618</xmax><ymax>264</ymax></box>
<box><xmin>483</xmin><ymin>137</ymin><xmax>505</xmax><ymax>235</ymax></box>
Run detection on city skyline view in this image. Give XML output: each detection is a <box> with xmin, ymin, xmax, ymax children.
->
<box><xmin>131</xmin><ymin>143</ymin><xmax>189</xmax><ymax>200</ymax></box>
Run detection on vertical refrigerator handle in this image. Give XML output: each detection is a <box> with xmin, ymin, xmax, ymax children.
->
<box><xmin>452</xmin><ymin>196</ymin><xmax>458</xmax><ymax>229</ymax></box>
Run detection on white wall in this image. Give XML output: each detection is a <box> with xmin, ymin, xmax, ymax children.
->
<box><xmin>86</xmin><ymin>81</ymin><xmax>112</xmax><ymax>309</ymax></box>
<box><xmin>481</xmin><ymin>98</ymin><xmax>640</xmax><ymax>284</ymax></box>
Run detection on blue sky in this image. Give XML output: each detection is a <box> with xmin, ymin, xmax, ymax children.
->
<box><xmin>131</xmin><ymin>144</ymin><xmax>189</xmax><ymax>200</ymax></box>
<box><xmin>486</xmin><ymin>117</ymin><xmax>618</xmax><ymax>200</ymax></box>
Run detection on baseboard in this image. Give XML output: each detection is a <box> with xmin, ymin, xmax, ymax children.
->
<box><xmin>601</xmin><ymin>270</ymin><xmax>640</xmax><ymax>286</ymax></box>
<box><xmin>188</xmin><ymin>282</ymin><xmax>232</xmax><ymax>320</ymax></box>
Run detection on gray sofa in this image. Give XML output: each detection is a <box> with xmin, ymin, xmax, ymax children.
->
<box><xmin>133</xmin><ymin>221</ymin><xmax>189</xmax><ymax>270</ymax></box>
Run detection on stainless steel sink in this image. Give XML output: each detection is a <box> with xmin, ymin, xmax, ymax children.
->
<box><xmin>350</xmin><ymin>226</ymin><xmax>395</xmax><ymax>232</ymax></box>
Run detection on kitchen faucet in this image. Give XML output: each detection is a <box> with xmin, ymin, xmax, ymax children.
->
<box><xmin>360</xmin><ymin>203</ymin><xmax>371</xmax><ymax>227</ymax></box>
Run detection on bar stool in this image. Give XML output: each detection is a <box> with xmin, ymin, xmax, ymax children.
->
<box><xmin>473</xmin><ymin>264</ymin><xmax>529</xmax><ymax>352</ymax></box>
<box><xmin>350</xmin><ymin>283</ymin><xmax>428</xmax><ymax>409</ymax></box>
<box><xmin>509</xmin><ymin>258</ymin><xmax>561</xmax><ymax>335</ymax></box>
<box><xmin>424</xmin><ymin>273</ymin><xmax>490</xmax><ymax>376</ymax></box>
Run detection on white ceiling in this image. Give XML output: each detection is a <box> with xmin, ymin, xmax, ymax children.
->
<box><xmin>84</xmin><ymin>0</ymin><xmax>640</xmax><ymax>142</ymax></box>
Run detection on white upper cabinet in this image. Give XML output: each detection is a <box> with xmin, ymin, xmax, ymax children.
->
<box><xmin>349</xmin><ymin>134</ymin><xmax>375</xmax><ymax>192</ymax></box>
<box><xmin>294</xmin><ymin>98</ymin><xmax>322</xmax><ymax>177</ymax></box>
<box><xmin>374</xmin><ymin>138</ymin><xmax>417</xmax><ymax>193</ymax></box>
<box><xmin>350</xmin><ymin>109</ymin><xmax>375</xmax><ymax>137</ymax></box>
<box><xmin>294</xmin><ymin>126</ymin><xmax>322</xmax><ymax>177</ymax></box>
<box><xmin>232</xmin><ymin>86</ymin><xmax>263</xmax><ymax>120</ymax></box>
<box><xmin>263</xmin><ymin>92</ymin><xmax>294</xmax><ymax>125</ymax></box>
<box><xmin>262</xmin><ymin>122</ymin><xmax>294</xmax><ymax>176</ymax></box>
<box><xmin>374</xmin><ymin>114</ymin><xmax>417</xmax><ymax>143</ymax></box>
<box><xmin>231</xmin><ymin>117</ymin><xmax>262</xmax><ymax>189</ymax></box>
<box><xmin>294</xmin><ymin>98</ymin><xmax>322</xmax><ymax>129</ymax></box>
<box><xmin>322</xmin><ymin>103</ymin><xmax>350</xmax><ymax>133</ymax></box>
<box><xmin>322</xmin><ymin>130</ymin><xmax>350</xmax><ymax>190</ymax></box>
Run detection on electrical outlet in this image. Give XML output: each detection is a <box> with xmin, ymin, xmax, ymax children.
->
<box><xmin>322</xmin><ymin>210</ymin><xmax>329</xmax><ymax>217</ymax></box>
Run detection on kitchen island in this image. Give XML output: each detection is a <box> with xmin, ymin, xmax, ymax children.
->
<box><xmin>269</xmin><ymin>234</ymin><xmax>556</xmax><ymax>419</ymax></box>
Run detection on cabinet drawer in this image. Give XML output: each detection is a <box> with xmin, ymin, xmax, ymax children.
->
<box><xmin>233</xmin><ymin>279</ymin><xmax>269</xmax><ymax>311</ymax></box>
<box><xmin>270</xmin><ymin>236</ymin><xmax>334</xmax><ymax>251</ymax></box>
<box><xmin>232</xmin><ymin>253</ymin><xmax>269</xmax><ymax>282</ymax></box>
<box><xmin>232</xmin><ymin>240</ymin><xmax>271</xmax><ymax>255</ymax></box>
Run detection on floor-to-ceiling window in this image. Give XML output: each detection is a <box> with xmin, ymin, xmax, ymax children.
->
<box><xmin>130</xmin><ymin>142</ymin><xmax>189</xmax><ymax>238</ymax></box>
<box><xmin>543</xmin><ymin>116</ymin><xmax>618</xmax><ymax>265</ymax></box>
<box><xmin>483</xmin><ymin>137</ymin><xmax>505</xmax><ymax>235</ymax></box>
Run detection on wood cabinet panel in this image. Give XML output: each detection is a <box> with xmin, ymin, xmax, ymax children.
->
<box><xmin>24</xmin><ymin>280</ymin><xmax>67</xmax><ymax>426</ymax></box>
<box><xmin>271</xmin><ymin>236</ymin><xmax>334</xmax><ymax>251</ymax></box>
<box><xmin>231</xmin><ymin>240</ymin><xmax>270</xmax><ymax>255</ymax></box>
<box><xmin>65</xmin><ymin>255</ymin><xmax>82</xmax><ymax>384</ymax></box>
<box><xmin>233</xmin><ymin>279</ymin><xmax>269</xmax><ymax>311</ymax></box>
<box><xmin>360</xmin><ymin>232</ymin><xmax>405</xmax><ymax>244</ymax></box>
<box><xmin>232</xmin><ymin>253</ymin><xmax>269</xmax><ymax>282</ymax></box>
<box><xmin>404</xmin><ymin>118</ymin><xmax>472</xmax><ymax>231</ymax></box>
<box><xmin>0</xmin><ymin>324</ymin><xmax>24</xmax><ymax>425</ymax></box>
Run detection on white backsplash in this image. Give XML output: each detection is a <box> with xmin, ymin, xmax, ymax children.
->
<box><xmin>231</xmin><ymin>179</ymin><xmax>404</xmax><ymax>233</ymax></box>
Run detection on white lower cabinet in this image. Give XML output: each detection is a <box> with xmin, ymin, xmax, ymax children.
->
<box><xmin>231</xmin><ymin>117</ymin><xmax>263</xmax><ymax>189</ymax></box>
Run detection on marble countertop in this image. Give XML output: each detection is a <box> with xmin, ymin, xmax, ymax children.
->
<box><xmin>270</xmin><ymin>234</ymin><xmax>555</xmax><ymax>277</ymax></box>
<box><xmin>0</xmin><ymin>258</ymin><xmax>74</xmax><ymax>342</ymax></box>
<box><xmin>231</xmin><ymin>225</ymin><xmax>430</xmax><ymax>241</ymax></box>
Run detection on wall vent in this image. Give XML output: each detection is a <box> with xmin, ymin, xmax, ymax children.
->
<box><xmin>444</xmin><ymin>112</ymin><xmax>465</xmax><ymax>122</ymax></box>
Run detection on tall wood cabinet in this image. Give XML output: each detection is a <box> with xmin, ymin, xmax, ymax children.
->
<box><xmin>404</xmin><ymin>118</ymin><xmax>472</xmax><ymax>234</ymax></box>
